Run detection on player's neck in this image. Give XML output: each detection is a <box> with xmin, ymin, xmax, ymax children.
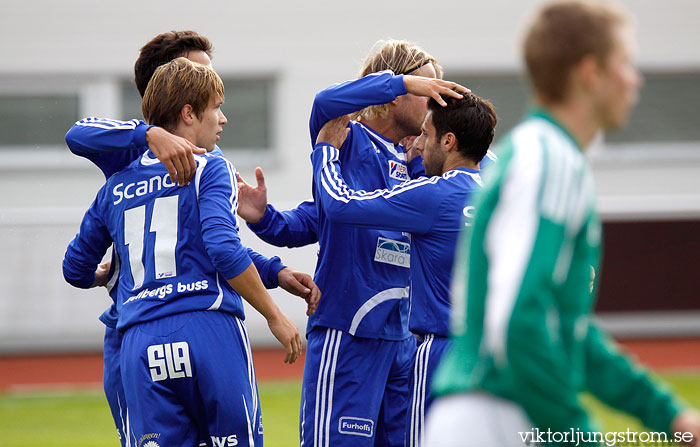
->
<box><xmin>541</xmin><ymin>98</ymin><xmax>601</xmax><ymax>150</ymax></box>
<box><xmin>361</xmin><ymin>118</ymin><xmax>404</xmax><ymax>144</ymax></box>
<box><xmin>172</xmin><ymin>124</ymin><xmax>197</xmax><ymax>148</ymax></box>
<box><xmin>443</xmin><ymin>154</ymin><xmax>479</xmax><ymax>174</ymax></box>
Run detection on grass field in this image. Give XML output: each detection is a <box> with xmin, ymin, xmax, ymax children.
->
<box><xmin>1</xmin><ymin>373</ymin><xmax>698</xmax><ymax>447</ymax></box>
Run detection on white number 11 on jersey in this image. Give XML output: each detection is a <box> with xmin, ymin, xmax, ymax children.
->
<box><xmin>123</xmin><ymin>195</ymin><xmax>179</xmax><ymax>289</ymax></box>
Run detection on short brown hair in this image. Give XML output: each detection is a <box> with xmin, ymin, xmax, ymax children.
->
<box><xmin>134</xmin><ymin>30</ymin><xmax>213</xmax><ymax>97</ymax></box>
<box><xmin>142</xmin><ymin>58</ymin><xmax>224</xmax><ymax>132</ymax></box>
<box><xmin>354</xmin><ymin>40</ymin><xmax>442</xmax><ymax>121</ymax></box>
<box><xmin>427</xmin><ymin>93</ymin><xmax>497</xmax><ymax>164</ymax></box>
<box><xmin>523</xmin><ymin>0</ymin><xmax>628</xmax><ymax>103</ymax></box>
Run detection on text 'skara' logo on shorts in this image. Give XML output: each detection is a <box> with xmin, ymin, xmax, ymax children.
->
<box><xmin>388</xmin><ymin>160</ymin><xmax>408</xmax><ymax>181</ymax></box>
<box><xmin>374</xmin><ymin>237</ymin><xmax>410</xmax><ymax>268</ymax></box>
<box><xmin>338</xmin><ymin>416</ymin><xmax>374</xmax><ymax>437</ymax></box>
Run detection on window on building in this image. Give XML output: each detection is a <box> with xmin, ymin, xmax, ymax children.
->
<box><xmin>450</xmin><ymin>71</ymin><xmax>700</xmax><ymax>145</ymax></box>
<box><xmin>450</xmin><ymin>74</ymin><xmax>529</xmax><ymax>142</ymax></box>
<box><xmin>607</xmin><ymin>72</ymin><xmax>700</xmax><ymax>143</ymax></box>
<box><xmin>0</xmin><ymin>95</ymin><xmax>79</xmax><ymax>148</ymax></box>
<box><xmin>121</xmin><ymin>77</ymin><xmax>273</xmax><ymax>151</ymax></box>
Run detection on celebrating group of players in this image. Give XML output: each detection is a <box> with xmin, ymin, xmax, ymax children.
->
<box><xmin>62</xmin><ymin>1</ymin><xmax>699</xmax><ymax>446</ymax></box>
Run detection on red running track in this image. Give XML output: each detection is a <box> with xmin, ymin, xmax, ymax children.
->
<box><xmin>0</xmin><ymin>339</ymin><xmax>698</xmax><ymax>392</ymax></box>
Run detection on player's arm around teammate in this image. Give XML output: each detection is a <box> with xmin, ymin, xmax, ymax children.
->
<box><xmin>66</xmin><ymin>117</ymin><xmax>204</xmax><ymax>186</ymax></box>
<box><xmin>66</xmin><ymin>121</ymin><xmax>320</xmax><ymax>314</ymax></box>
<box><xmin>235</xmin><ymin>67</ymin><xmax>469</xmax><ymax>250</ymax></box>
<box><xmin>63</xmin><ymin>58</ymin><xmax>312</xmax><ymax>446</ymax></box>
<box><xmin>63</xmin><ymin>30</ymin><xmax>316</xmax><ymax>447</ymax></box>
<box><xmin>311</xmin><ymin>114</ymin><xmax>436</xmax><ymax>232</ymax></box>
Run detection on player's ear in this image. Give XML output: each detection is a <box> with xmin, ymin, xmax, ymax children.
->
<box><xmin>442</xmin><ymin>132</ymin><xmax>457</xmax><ymax>152</ymax></box>
<box><xmin>574</xmin><ymin>55</ymin><xmax>600</xmax><ymax>93</ymax></box>
<box><xmin>180</xmin><ymin>104</ymin><xmax>195</xmax><ymax>125</ymax></box>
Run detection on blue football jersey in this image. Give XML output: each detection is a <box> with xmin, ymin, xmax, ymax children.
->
<box><xmin>303</xmin><ymin>70</ymin><xmax>417</xmax><ymax>340</ymax></box>
<box><xmin>65</xmin><ymin>118</ymin><xmax>285</xmax><ymax>327</ymax></box>
<box><xmin>63</xmin><ymin>151</ymin><xmax>258</xmax><ymax>331</ymax></box>
<box><xmin>246</xmin><ymin>69</ymin><xmax>501</xmax><ymax>247</ymax></box>
<box><xmin>65</xmin><ymin>117</ymin><xmax>236</xmax><ymax>178</ymax></box>
<box><xmin>248</xmin><ymin>71</ymin><xmax>493</xmax><ymax>339</ymax></box>
<box><xmin>66</xmin><ymin>118</ymin><xmax>153</xmax><ymax>328</ymax></box>
<box><xmin>312</xmin><ymin>143</ymin><xmax>483</xmax><ymax>337</ymax></box>
<box><xmin>66</xmin><ymin>118</ymin><xmax>152</xmax><ymax>178</ymax></box>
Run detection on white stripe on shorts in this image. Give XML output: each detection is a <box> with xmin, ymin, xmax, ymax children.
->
<box><xmin>411</xmin><ymin>334</ymin><xmax>434</xmax><ymax>447</ymax></box>
<box><xmin>236</xmin><ymin>317</ymin><xmax>259</xmax><ymax>433</ymax></box>
<box><xmin>116</xmin><ymin>392</ymin><xmax>129</xmax><ymax>447</ymax></box>
<box><xmin>314</xmin><ymin>328</ymin><xmax>342</xmax><ymax>447</ymax></box>
<box><xmin>243</xmin><ymin>395</ymin><xmax>255</xmax><ymax>447</ymax></box>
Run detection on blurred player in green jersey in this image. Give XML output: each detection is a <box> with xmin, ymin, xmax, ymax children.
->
<box><xmin>425</xmin><ymin>1</ymin><xmax>700</xmax><ymax>446</ymax></box>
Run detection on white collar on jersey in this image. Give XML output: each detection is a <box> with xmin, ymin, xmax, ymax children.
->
<box><xmin>356</xmin><ymin>121</ymin><xmax>407</xmax><ymax>162</ymax></box>
<box><xmin>141</xmin><ymin>151</ymin><xmax>160</xmax><ymax>166</ymax></box>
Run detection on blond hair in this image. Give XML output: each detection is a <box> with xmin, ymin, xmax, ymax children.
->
<box><xmin>142</xmin><ymin>57</ymin><xmax>225</xmax><ymax>131</ymax></box>
<box><xmin>353</xmin><ymin>40</ymin><xmax>442</xmax><ymax>121</ymax></box>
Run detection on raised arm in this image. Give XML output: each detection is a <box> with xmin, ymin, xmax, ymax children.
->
<box><xmin>309</xmin><ymin>70</ymin><xmax>408</xmax><ymax>144</ymax></box>
<box><xmin>66</xmin><ymin>117</ymin><xmax>205</xmax><ymax>185</ymax></box>
<box><xmin>310</xmin><ymin>71</ymin><xmax>467</xmax><ymax>149</ymax></box>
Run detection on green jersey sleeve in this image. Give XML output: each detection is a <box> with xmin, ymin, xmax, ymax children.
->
<box><xmin>584</xmin><ymin>322</ymin><xmax>685</xmax><ymax>434</ymax></box>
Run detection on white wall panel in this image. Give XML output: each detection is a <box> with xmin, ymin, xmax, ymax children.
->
<box><xmin>0</xmin><ymin>0</ymin><xmax>698</xmax><ymax>350</ymax></box>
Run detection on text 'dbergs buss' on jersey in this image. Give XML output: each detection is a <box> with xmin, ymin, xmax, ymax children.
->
<box><xmin>124</xmin><ymin>280</ymin><xmax>209</xmax><ymax>304</ymax></box>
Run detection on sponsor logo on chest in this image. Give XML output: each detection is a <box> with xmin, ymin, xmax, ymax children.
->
<box><xmin>388</xmin><ymin>160</ymin><xmax>408</xmax><ymax>181</ymax></box>
<box><xmin>113</xmin><ymin>174</ymin><xmax>177</xmax><ymax>205</ymax></box>
<box><xmin>374</xmin><ymin>237</ymin><xmax>410</xmax><ymax>268</ymax></box>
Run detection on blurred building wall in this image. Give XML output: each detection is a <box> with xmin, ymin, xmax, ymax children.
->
<box><xmin>0</xmin><ymin>0</ymin><xmax>698</xmax><ymax>351</ymax></box>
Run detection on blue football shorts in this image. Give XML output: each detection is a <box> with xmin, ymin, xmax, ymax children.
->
<box><xmin>103</xmin><ymin>325</ymin><xmax>128</xmax><ymax>447</ymax></box>
<box><xmin>405</xmin><ymin>335</ymin><xmax>451</xmax><ymax>447</ymax></box>
<box><xmin>121</xmin><ymin>311</ymin><xmax>262</xmax><ymax>447</ymax></box>
<box><xmin>300</xmin><ymin>326</ymin><xmax>416</xmax><ymax>447</ymax></box>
